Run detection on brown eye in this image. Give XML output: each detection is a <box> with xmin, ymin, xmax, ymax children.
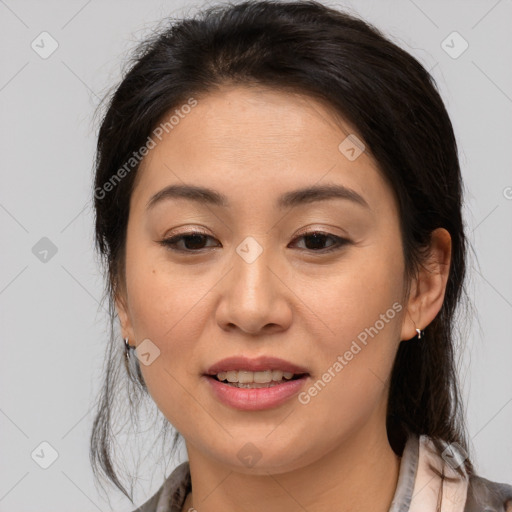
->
<box><xmin>289</xmin><ymin>231</ymin><xmax>349</xmax><ymax>253</ymax></box>
<box><xmin>159</xmin><ymin>230</ymin><xmax>349</xmax><ymax>254</ymax></box>
<box><xmin>159</xmin><ymin>232</ymin><xmax>221</xmax><ymax>252</ymax></box>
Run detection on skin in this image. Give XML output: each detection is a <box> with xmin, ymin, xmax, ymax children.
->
<box><xmin>115</xmin><ymin>85</ymin><xmax>452</xmax><ymax>512</ymax></box>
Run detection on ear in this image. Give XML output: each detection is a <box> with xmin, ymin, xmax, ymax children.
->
<box><xmin>115</xmin><ymin>289</ymin><xmax>136</xmax><ymax>342</ymax></box>
<box><xmin>400</xmin><ymin>227</ymin><xmax>452</xmax><ymax>341</ymax></box>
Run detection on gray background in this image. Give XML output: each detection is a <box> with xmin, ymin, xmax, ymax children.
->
<box><xmin>1</xmin><ymin>0</ymin><xmax>511</xmax><ymax>510</ymax></box>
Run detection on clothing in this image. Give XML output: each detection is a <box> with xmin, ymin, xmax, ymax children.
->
<box><xmin>132</xmin><ymin>433</ymin><xmax>512</xmax><ymax>512</ymax></box>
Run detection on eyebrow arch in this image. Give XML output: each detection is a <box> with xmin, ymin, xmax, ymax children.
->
<box><xmin>145</xmin><ymin>183</ymin><xmax>370</xmax><ymax>211</ymax></box>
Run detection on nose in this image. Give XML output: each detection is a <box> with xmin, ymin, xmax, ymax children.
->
<box><xmin>214</xmin><ymin>239</ymin><xmax>293</xmax><ymax>335</ymax></box>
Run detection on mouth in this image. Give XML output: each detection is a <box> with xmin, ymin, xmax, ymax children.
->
<box><xmin>202</xmin><ymin>356</ymin><xmax>311</xmax><ymax>410</ymax></box>
<box><xmin>206</xmin><ymin>370</ymin><xmax>309</xmax><ymax>388</ymax></box>
<box><xmin>203</xmin><ymin>371</ymin><xmax>310</xmax><ymax>411</ymax></box>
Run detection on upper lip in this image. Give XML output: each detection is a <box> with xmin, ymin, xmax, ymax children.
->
<box><xmin>204</xmin><ymin>356</ymin><xmax>310</xmax><ymax>375</ymax></box>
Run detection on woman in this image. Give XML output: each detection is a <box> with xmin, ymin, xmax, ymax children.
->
<box><xmin>90</xmin><ymin>1</ymin><xmax>512</xmax><ymax>511</ymax></box>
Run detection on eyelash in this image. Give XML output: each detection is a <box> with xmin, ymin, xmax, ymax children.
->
<box><xmin>159</xmin><ymin>230</ymin><xmax>349</xmax><ymax>254</ymax></box>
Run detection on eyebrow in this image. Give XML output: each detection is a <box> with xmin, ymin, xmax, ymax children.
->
<box><xmin>146</xmin><ymin>183</ymin><xmax>370</xmax><ymax>211</ymax></box>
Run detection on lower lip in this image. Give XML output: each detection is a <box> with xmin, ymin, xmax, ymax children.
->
<box><xmin>204</xmin><ymin>375</ymin><xmax>309</xmax><ymax>411</ymax></box>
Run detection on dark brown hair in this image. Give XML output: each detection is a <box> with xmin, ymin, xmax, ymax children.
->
<box><xmin>90</xmin><ymin>0</ymin><xmax>474</xmax><ymax>502</ymax></box>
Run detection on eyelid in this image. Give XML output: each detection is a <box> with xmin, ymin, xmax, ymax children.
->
<box><xmin>292</xmin><ymin>224</ymin><xmax>348</xmax><ymax>238</ymax></box>
<box><xmin>163</xmin><ymin>225</ymin><xmax>211</xmax><ymax>238</ymax></box>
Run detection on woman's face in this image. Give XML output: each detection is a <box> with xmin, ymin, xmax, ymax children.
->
<box><xmin>117</xmin><ymin>85</ymin><xmax>414</xmax><ymax>473</ymax></box>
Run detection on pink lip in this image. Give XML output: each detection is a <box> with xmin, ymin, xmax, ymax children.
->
<box><xmin>204</xmin><ymin>355</ymin><xmax>310</xmax><ymax>375</ymax></box>
<box><xmin>203</xmin><ymin>374</ymin><xmax>310</xmax><ymax>411</ymax></box>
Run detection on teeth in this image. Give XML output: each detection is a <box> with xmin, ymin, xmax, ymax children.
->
<box><xmin>216</xmin><ymin>370</ymin><xmax>296</xmax><ymax>383</ymax></box>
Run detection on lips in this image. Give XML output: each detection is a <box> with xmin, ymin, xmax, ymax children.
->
<box><xmin>204</xmin><ymin>355</ymin><xmax>310</xmax><ymax>376</ymax></box>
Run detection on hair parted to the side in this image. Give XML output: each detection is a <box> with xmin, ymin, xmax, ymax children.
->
<box><xmin>90</xmin><ymin>0</ymin><xmax>474</xmax><ymax>502</ymax></box>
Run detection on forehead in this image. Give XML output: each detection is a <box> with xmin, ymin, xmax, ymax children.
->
<box><xmin>131</xmin><ymin>85</ymin><xmax>394</xmax><ymax>217</ymax></box>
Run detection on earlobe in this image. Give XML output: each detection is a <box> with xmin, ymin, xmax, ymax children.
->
<box><xmin>115</xmin><ymin>292</ymin><xmax>134</xmax><ymax>341</ymax></box>
<box><xmin>400</xmin><ymin>228</ymin><xmax>452</xmax><ymax>341</ymax></box>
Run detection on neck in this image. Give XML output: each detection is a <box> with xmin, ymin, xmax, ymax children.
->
<box><xmin>183</xmin><ymin>424</ymin><xmax>401</xmax><ymax>512</ymax></box>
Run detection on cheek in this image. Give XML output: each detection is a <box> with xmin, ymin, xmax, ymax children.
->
<box><xmin>297</xmin><ymin>237</ymin><xmax>404</xmax><ymax>352</ymax></box>
<box><xmin>296</xmin><ymin>240</ymin><xmax>404</xmax><ymax>410</ymax></box>
<box><xmin>123</xmin><ymin>245</ymin><xmax>215</xmax><ymax>423</ymax></box>
<box><xmin>125</xmin><ymin>243</ymin><xmax>207</xmax><ymax>340</ymax></box>
<box><xmin>294</xmin><ymin>294</ymin><xmax>403</xmax><ymax>450</ymax></box>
